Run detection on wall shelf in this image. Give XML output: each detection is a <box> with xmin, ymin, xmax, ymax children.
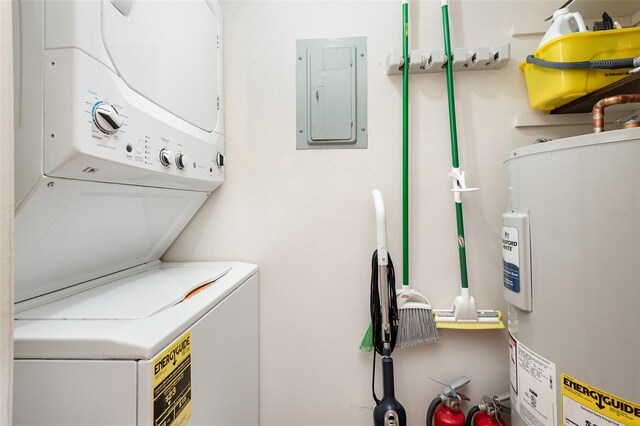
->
<box><xmin>551</xmin><ymin>73</ymin><xmax>640</xmax><ymax>114</ymax></box>
<box><xmin>515</xmin><ymin>73</ymin><xmax>640</xmax><ymax>128</ymax></box>
<box><xmin>514</xmin><ymin>111</ymin><xmax>629</xmax><ymax>128</ymax></box>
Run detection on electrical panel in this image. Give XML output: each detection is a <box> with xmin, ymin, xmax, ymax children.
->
<box><xmin>296</xmin><ymin>37</ymin><xmax>367</xmax><ymax>150</ymax></box>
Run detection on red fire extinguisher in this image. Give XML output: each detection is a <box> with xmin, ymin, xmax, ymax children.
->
<box><xmin>426</xmin><ymin>376</ymin><xmax>470</xmax><ymax>426</ymax></box>
<box><xmin>432</xmin><ymin>402</ymin><xmax>465</xmax><ymax>426</ymax></box>
<box><xmin>466</xmin><ymin>392</ymin><xmax>511</xmax><ymax>426</ymax></box>
<box><xmin>471</xmin><ymin>412</ymin><xmax>506</xmax><ymax>426</ymax></box>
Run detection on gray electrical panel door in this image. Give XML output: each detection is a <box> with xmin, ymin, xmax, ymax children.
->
<box><xmin>308</xmin><ymin>47</ymin><xmax>356</xmax><ymax>142</ymax></box>
<box><xmin>296</xmin><ymin>37</ymin><xmax>367</xmax><ymax>150</ymax></box>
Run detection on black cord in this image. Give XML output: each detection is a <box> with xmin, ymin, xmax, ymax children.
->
<box><xmin>372</xmin><ymin>350</ymin><xmax>380</xmax><ymax>404</ymax></box>
<box><xmin>426</xmin><ymin>397</ymin><xmax>442</xmax><ymax>426</ymax></box>
<box><xmin>370</xmin><ymin>250</ymin><xmax>399</xmax><ymax>355</ymax></box>
<box><xmin>465</xmin><ymin>406</ymin><xmax>481</xmax><ymax>426</ymax></box>
<box><xmin>370</xmin><ymin>249</ymin><xmax>399</xmax><ymax>403</ymax></box>
<box><xmin>526</xmin><ymin>54</ymin><xmax>637</xmax><ymax>70</ymax></box>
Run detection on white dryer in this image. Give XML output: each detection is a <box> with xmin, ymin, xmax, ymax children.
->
<box><xmin>12</xmin><ymin>0</ymin><xmax>259</xmax><ymax>424</ymax></box>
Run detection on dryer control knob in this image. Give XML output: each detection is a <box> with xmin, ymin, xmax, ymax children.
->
<box><xmin>175</xmin><ymin>154</ymin><xmax>188</xmax><ymax>170</ymax></box>
<box><xmin>216</xmin><ymin>152</ymin><xmax>225</xmax><ymax>168</ymax></box>
<box><xmin>159</xmin><ymin>149</ymin><xmax>173</xmax><ymax>167</ymax></box>
<box><xmin>92</xmin><ymin>102</ymin><xmax>123</xmax><ymax>134</ymax></box>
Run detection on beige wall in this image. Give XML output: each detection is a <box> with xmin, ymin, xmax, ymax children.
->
<box><xmin>164</xmin><ymin>1</ymin><xmax>599</xmax><ymax>424</ymax></box>
<box><xmin>0</xmin><ymin>0</ymin><xmax>13</xmax><ymax>423</ymax></box>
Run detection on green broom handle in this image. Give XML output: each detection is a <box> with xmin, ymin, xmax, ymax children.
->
<box><xmin>402</xmin><ymin>0</ymin><xmax>410</xmax><ymax>287</ymax></box>
<box><xmin>442</xmin><ymin>1</ymin><xmax>470</xmax><ymax>290</ymax></box>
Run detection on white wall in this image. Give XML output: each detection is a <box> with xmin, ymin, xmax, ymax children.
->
<box><xmin>0</xmin><ymin>0</ymin><xmax>14</xmax><ymax>423</ymax></box>
<box><xmin>164</xmin><ymin>1</ymin><xmax>599</xmax><ymax>424</ymax></box>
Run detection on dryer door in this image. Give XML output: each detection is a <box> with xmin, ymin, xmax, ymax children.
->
<box><xmin>102</xmin><ymin>0</ymin><xmax>221</xmax><ymax>133</ymax></box>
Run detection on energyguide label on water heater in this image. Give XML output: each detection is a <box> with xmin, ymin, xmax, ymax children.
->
<box><xmin>152</xmin><ymin>331</ymin><xmax>193</xmax><ymax>426</ymax></box>
<box><xmin>510</xmin><ymin>332</ymin><xmax>558</xmax><ymax>426</ymax></box>
<box><xmin>562</xmin><ymin>374</ymin><xmax>640</xmax><ymax>426</ymax></box>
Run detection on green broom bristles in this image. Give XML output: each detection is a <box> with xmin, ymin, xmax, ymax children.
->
<box><xmin>359</xmin><ymin>322</ymin><xmax>374</xmax><ymax>352</ymax></box>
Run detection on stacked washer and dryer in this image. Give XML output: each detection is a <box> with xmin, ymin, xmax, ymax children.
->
<box><xmin>12</xmin><ymin>1</ymin><xmax>259</xmax><ymax>425</ymax></box>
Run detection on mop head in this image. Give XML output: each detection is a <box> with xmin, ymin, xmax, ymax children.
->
<box><xmin>434</xmin><ymin>293</ymin><xmax>504</xmax><ymax>330</ymax></box>
<box><xmin>434</xmin><ymin>310</ymin><xmax>504</xmax><ymax>330</ymax></box>
<box><xmin>396</xmin><ymin>289</ymin><xmax>439</xmax><ymax>347</ymax></box>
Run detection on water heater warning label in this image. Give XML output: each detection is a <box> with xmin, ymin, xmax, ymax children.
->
<box><xmin>152</xmin><ymin>331</ymin><xmax>192</xmax><ymax>426</ymax></box>
<box><xmin>502</xmin><ymin>226</ymin><xmax>520</xmax><ymax>293</ymax></box>
<box><xmin>562</xmin><ymin>374</ymin><xmax>640</xmax><ymax>426</ymax></box>
<box><xmin>510</xmin><ymin>333</ymin><xmax>557</xmax><ymax>426</ymax></box>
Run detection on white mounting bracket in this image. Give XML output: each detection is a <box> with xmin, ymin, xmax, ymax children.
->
<box><xmin>385</xmin><ymin>43</ymin><xmax>510</xmax><ymax>75</ymax></box>
<box><xmin>449</xmin><ymin>167</ymin><xmax>478</xmax><ymax>204</ymax></box>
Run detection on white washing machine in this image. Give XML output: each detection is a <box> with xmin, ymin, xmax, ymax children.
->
<box><xmin>12</xmin><ymin>0</ymin><xmax>259</xmax><ymax>424</ymax></box>
<box><xmin>14</xmin><ymin>262</ymin><xmax>259</xmax><ymax>426</ymax></box>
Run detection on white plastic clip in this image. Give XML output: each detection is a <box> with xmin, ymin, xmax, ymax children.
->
<box><xmin>426</xmin><ymin>50</ymin><xmax>447</xmax><ymax>72</ymax></box>
<box><xmin>449</xmin><ymin>167</ymin><xmax>479</xmax><ymax>203</ymax></box>
<box><xmin>385</xmin><ymin>50</ymin><xmax>404</xmax><ymax>75</ymax></box>
<box><xmin>488</xmin><ymin>44</ymin><xmax>511</xmax><ymax>69</ymax></box>
<box><xmin>468</xmin><ymin>47</ymin><xmax>491</xmax><ymax>69</ymax></box>
<box><xmin>409</xmin><ymin>50</ymin><xmax>428</xmax><ymax>72</ymax></box>
<box><xmin>452</xmin><ymin>48</ymin><xmax>470</xmax><ymax>70</ymax></box>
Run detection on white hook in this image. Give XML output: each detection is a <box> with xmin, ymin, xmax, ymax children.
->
<box><xmin>449</xmin><ymin>167</ymin><xmax>479</xmax><ymax>204</ymax></box>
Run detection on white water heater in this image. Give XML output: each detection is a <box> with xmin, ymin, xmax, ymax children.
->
<box><xmin>503</xmin><ymin>128</ymin><xmax>640</xmax><ymax>426</ymax></box>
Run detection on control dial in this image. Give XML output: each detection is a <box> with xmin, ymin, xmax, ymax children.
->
<box><xmin>216</xmin><ymin>152</ymin><xmax>225</xmax><ymax>169</ymax></box>
<box><xmin>175</xmin><ymin>154</ymin><xmax>188</xmax><ymax>170</ymax></box>
<box><xmin>92</xmin><ymin>102</ymin><xmax>124</xmax><ymax>134</ymax></box>
<box><xmin>159</xmin><ymin>149</ymin><xmax>173</xmax><ymax>167</ymax></box>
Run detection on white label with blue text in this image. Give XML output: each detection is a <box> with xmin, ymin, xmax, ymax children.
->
<box><xmin>502</xmin><ymin>226</ymin><xmax>520</xmax><ymax>293</ymax></box>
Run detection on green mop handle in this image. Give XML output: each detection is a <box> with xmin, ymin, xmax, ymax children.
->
<box><xmin>402</xmin><ymin>0</ymin><xmax>410</xmax><ymax>288</ymax></box>
<box><xmin>441</xmin><ymin>0</ymin><xmax>469</xmax><ymax>290</ymax></box>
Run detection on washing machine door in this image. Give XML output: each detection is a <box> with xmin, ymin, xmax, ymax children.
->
<box><xmin>102</xmin><ymin>0</ymin><xmax>221</xmax><ymax>133</ymax></box>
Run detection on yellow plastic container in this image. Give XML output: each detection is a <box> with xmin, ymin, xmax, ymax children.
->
<box><xmin>520</xmin><ymin>27</ymin><xmax>640</xmax><ymax>111</ymax></box>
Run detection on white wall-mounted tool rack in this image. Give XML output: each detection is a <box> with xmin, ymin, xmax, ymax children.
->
<box><xmin>385</xmin><ymin>44</ymin><xmax>510</xmax><ymax>75</ymax></box>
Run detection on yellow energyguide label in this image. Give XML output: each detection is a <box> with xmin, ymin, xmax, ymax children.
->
<box><xmin>562</xmin><ymin>374</ymin><xmax>640</xmax><ymax>426</ymax></box>
<box><xmin>152</xmin><ymin>331</ymin><xmax>192</xmax><ymax>426</ymax></box>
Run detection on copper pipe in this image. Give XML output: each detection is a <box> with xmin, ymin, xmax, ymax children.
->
<box><xmin>593</xmin><ymin>94</ymin><xmax>640</xmax><ymax>133</ymax></box>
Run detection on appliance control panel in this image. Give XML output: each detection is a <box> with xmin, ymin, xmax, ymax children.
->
<box><xmin>43</xmin><ymin>49</ymin><xmax>224</xmax><ymax>193</ymax></box>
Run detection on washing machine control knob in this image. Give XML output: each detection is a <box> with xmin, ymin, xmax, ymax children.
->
<box><xmin>175</xmin><ymin>154</ymin><xmax>188</xmax><ymax>170</ymax></box>
<box><xmin>159</xmin><ymin>149</ymin><xmax>173</xmax><ymax>167</ymax></box>
<box><xmin>92</xmin><ymin>102</ymin><xmax>123</xmax><ymax>134</ymax></box>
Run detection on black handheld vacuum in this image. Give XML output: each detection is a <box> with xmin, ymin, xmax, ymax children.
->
<box><xmin>371</xmin><ymin>190</ymin><xmax>407</xmax><ymax>426</ymax></box>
